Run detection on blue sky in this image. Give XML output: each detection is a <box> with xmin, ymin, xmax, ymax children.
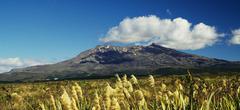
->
<box><xmin>0</xmin><ymin>0</ymin><xmax>240</xmax><ymax>72</ymax></box>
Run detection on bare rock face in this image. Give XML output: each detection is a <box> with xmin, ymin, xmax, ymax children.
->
<box><xmin>0</xmin><ymin>43</ymin><xmax>238</xmax><ymax>82</ymax></box>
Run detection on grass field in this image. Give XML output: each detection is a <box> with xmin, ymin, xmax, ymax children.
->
<box><xmin>0</xmin><ymin>72</ymin><xmax>240</xmax><ymax>110</ymax></box>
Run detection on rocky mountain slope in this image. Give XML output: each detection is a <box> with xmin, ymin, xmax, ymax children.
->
<box><xmin>0</xmin><ymin>43</ymin><xmax>239</xmax><ymax>82</ymax></box>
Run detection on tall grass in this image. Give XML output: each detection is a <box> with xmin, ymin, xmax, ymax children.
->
<box><xmin>0</xmin><ymin>73</ymin><xmax>240</xmax><ymax>110</ymax></box>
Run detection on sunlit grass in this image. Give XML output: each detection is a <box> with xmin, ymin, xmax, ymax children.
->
<box><xmin>0</xmin><ymin>73</ymin><xmax>240</xmax><ymax>110</ymax></box>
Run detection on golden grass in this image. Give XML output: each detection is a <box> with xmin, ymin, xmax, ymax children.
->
<box><xmin>0</xmin><ymin>73</ymin><xmax>240</xmax><ymax>110</ymax></box>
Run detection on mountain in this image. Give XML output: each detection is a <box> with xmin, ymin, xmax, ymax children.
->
<box><xmin>1</xmin><ymin>43</ymin><xmax>240</xmax><ymax>82</ymax></box>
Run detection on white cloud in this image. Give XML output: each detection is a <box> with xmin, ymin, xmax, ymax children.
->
<box><xmin>0</xmin><ymin>57</ymin><xmax>50</xmax><ymax>73</ymax></box>
<box><xmin>166</xmin><ymin>9</ymin><xmax>172</xmax><ymax>15</ymax></box>
<box><xmin>100</xmin><ymin>15</ymin><xmax>223</xmax><ymax>50</ymax></box>
<box><xmin>229</xmin><ymin>28</ymin><xmax>240</xmax><ymax>44</ymax></box>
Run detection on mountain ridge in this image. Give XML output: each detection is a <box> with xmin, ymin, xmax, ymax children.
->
<box><xmin>0</xmin><ymin>43</ymin><xmax>239</xmax><ymax>82</ymax></box>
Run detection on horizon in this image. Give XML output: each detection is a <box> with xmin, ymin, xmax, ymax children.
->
<box><xmin>0</xmin><ymin>0</ymin><xmax>240</xmax><ymax>73</ymax></box>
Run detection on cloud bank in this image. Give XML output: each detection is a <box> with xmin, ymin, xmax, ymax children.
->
<box><xmin>0</xmin><ymin>57</ymin><xmax>49</xmax><ymax>73</ymax></box>
<box><xmin>100</xmin><ymin>15</ymin><xmax>223</xmax><ymax>50</ymax></box>
<box><xmin>229</xmin><ymin>28</ymin><xmax>240</xmax><ymax>44</ymax></box>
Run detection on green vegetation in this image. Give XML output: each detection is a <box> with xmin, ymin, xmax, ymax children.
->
<box><xmin>0</xmin><ymin>73</ymin><xmax>240</xmax><ymax>110</ymax></box>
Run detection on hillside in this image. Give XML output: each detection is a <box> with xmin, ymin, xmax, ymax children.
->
<box><xmin>0</xmin><ymin>43</ymin><xmax>239</xmax><ymax>82</ymax></box>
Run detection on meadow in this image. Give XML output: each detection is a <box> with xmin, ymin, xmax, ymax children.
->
<box><xmin>0</xmin><ymin>72</ymin><xmax>240</xmax><ymax>110</ymax></box>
